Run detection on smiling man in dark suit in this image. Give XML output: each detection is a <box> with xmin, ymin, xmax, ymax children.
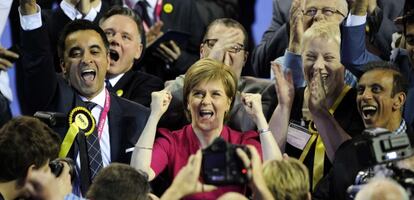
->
<box><xmin>18</xmin><ymin>0</ymin><xmax>149</xmax><ymax>194</ymax></box>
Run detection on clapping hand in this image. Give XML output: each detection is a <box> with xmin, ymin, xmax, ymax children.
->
<box><xmin>308</xmin><ymin>69</ymin><xmax>329</xmax><ymax>116</ymax></box>
<box><xmin>271</xmin><ymin>61</ymin><xmax>294</xmax><ymax>107</ymax></box>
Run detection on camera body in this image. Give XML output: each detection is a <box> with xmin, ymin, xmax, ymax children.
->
<box><xmin>347</xmin><ymin>128</ymin><xmax>414</xmax><ymax>198</ymax></box>
<box><xmin>34</xmin><ymin>111</ymin><xmax>67</xmax><ymax>127</ymax></box>
<box><xmin>202</xmin><ymin>137</ymin><xmax>249</xmax><ymax>185</ymax></box>
<box><xmin>49</xmin><ymin>158</ymin><xmax>76</xmax><ymax>183</ymax></box>
<box><xmin>354</xmin><ymin>127</ymin><xmax>413</xmax><ymax>167</ymax></box>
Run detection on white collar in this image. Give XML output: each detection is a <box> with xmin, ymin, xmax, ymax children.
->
<box><xmin>80</xmin><ymin>88</ymin><xmax>106</xmax><ymax>109</ymax></box>
<box><xmin>60</xmin><ymin>0</ymin><xmax>103</xmax><ymax>20</ymax></box>
<box><xmin>108</xmin><ymin>73</ymin><xmax>125</xmax><ymax>86</ymax></box>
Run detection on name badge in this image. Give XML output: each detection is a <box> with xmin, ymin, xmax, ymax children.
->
<box><xmin>287</xmin><ymin>122</ymin><xmax>311</xmax><ymax>150</ymax></box>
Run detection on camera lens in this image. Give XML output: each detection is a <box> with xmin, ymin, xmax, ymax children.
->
<box><xmin>49</xmin><ymin>160</ymin><xmax>64</xmax><ymax>177</ymax></box>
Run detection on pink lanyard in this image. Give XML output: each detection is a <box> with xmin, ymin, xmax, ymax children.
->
<box><xmin>154</xmin><ymin>0</ymin><xmax>163</xmax><ymax>22</ymax></box>
<box><xmin>97</xmin><ymin>89</ymin><xmax>110</xmax><ymax>139</ymax></box>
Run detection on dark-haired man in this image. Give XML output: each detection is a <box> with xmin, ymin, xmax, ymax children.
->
<box><xmin>98</xmin><ymin>6</ymin><xmax>163</xmax><ymax>107</ymax></box>
<box><xmin>341</xmin><ymin>0</ymin><xmax>414</xmax><ymax>128</ymax></box>
<box><xmin>18</xmin><ymin>2</ymin><xmax>149</xmax><ymax>194</ymax></box>
<box><xmin>314</xmin><ymin>61</ymin><xmax>412</xmax><ymax>200</ymax></box>
<box><xmin>0</xmin><ymin>116</ymin><xmax>72</xmax><ymax>200</ymax></box>
<box><xmin>86</xmin><ymin>163</ymin><xmax>151</xmax><ymax>200</ymax></box>
<box><xmin>19</xmin><ymin>3</ymin><xmax>163</xmax><ymax>108</ymax></box>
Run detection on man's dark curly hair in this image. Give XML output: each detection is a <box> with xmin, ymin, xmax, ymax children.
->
<box><xmin>0</xmin><ymin>116</ymin><xmax>60</xmax><ymax>183</ymax></box>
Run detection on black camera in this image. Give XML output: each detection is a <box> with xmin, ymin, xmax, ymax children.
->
<box><xmin>49</xmin><ymin>158</ymin><xmax>76</xmax><ymax>183</ymax></box>
<box><xmin>34</xmin><ymin>111</ymin><xmax>67</xmax><ymax>127</ymax></box>
<box><xmin>354</xmin><ymin>127</ymin><xmax>413</xmax><ymax>167</ymax></box>
<box><xmin>202</xmin><ymin>137</ymin><xmax>249</xmax><ymax>185</ymax></box>
<box><xmin>347</xmin><ymin>128</ymin><xmax>414</xmax><ymax>198</ymax></box>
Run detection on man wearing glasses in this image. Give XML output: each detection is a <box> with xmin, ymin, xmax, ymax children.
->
<box><xmin>251</xmin><ymin>0</ymin><xmax>403</xmax><ymax>79</ymax></box>
<box><xmin>251</xmin><ymin>0</ymin><xmax>348</xmax><ymax>78</ymax></box>
<box><xmin>160</xmin><ymin>18</ymin><xmax>277</xmax><ymax>133</ymax></box>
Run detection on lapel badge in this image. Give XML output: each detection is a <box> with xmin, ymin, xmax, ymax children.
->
<box><xmin>116</xmin><ymin>89</ymin><xmax>123</xmax><ymax>97</ymax></box>
<box><xmin>163</xmin><ymin>3</ymin><xmax>173</xmax><ymax>14</ymax></box>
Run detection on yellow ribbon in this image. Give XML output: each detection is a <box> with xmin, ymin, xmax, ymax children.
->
<box><xmin>58</xmin><ymin>107</ymin><xmax>95</xmax><ymax>158</ymax></box>
<box><xmin>59</xmin><ymin>123</ymin><xmax>79</xmax><ymax>158</ymax></box>
<box><xmin>299</xmin><ymin>85</ymin><xmax>351</xmax><ymax>190</ymax></box>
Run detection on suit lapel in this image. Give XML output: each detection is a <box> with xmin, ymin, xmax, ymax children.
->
<box><xmin>108</xmin><ymin>94</ymin><xmax>123</xmax><ymax>162</ymax></box>
<box><xmin>113</xmin><ymin>70</ymin><xmax>133</xmax><ymax>91</ymax></box>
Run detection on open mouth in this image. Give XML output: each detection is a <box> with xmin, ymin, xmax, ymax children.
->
<box><xmin>81</xmin><ymin>69</ymin><xmax>96</xmax><ymax>82</ymax></box>
<box><xmin>110</xmin><ymin>49</ymin><xmax>119</xmax><ymax>61</ymax></box>
<box><xmin>199</xmin><ymin>110</ymin><xmax>214</xmax><ymax>119</ymax></box>
<box><xmin>361</xmin><ymin>105</ymin><xmax>377</xmax><ymax>119</ymax></box>
<box><xmin>321</xmin><ymin>74</ymin><xmax>328</xmax><ymax>81</ymax></box>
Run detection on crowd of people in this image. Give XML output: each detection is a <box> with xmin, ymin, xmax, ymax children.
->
<box><xmin>1</xmin><ymin>0</ymin><xmax>414</xmax><ymax>199</ymax></box>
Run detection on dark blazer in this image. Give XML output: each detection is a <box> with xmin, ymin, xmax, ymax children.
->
<box><xmin>250</xmin><ymin>0</ymin><xmax>290</xmax><ymax>78</ymax></box>
<box><xmin>18</xmin><ymin>22</ymin><xmax>150</xmax><ymax>164</ymax></box>
<box><xmin>140</xmin><ymin>0</ymin><xmax>204</xmax><ymax>81</ymax></box>
<box><xmin>111</xmin><ymin>69</ymin><xmax>164</xmax><ymax>108</ymax></box>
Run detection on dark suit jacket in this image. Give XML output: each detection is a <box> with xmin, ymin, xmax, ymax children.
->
<box><xmin>250</xmin><ymin>0</ymin><xmax>290</xmax><ymax>78</ymax></box>
<box><xmin>111</xmin><ymin>69</ymin><xmax>164</xmax><ymax>108</ymax></box>
<box><xmin>140</xmin><ymin>0</ymin><xmax>204</xmax><ymax>81</ymax></box>
<box><xmin>18</xmin><ymin>22</ymin><xmax>150</xmax><ymax>164</ymax></box>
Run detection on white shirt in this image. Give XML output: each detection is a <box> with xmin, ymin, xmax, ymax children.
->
<box><xmin>60</xmin><ymin>0</ymin><xmax>102</xmax><ymax>21</ymax></box>
<box><xmin>124</xmin><ymin>0</ymin><xmax>157</xmax><ymax>22</ymax></box>
<box><xmin>108</xmin><ymin>73</ymin><xmax>125</xmax><ymax>87</ymax></box>
<box><xmin>345</xmin><ymin>13</ymin><xmax>367</xmax><ymax>27</ymax></box>
<box><xmin>19</xmin><ymin>1</ymin><xmax>102</xmax><ymax>31</ymax></box>
<box><xmin>78</xmin><ymin>88</ymin><xmax>111</xmax><ymax>167</ymax></box>
<box><xmin>0</xmin><ymin>0</ymin><xmax>12</xmax><ymax>35</ymax></box>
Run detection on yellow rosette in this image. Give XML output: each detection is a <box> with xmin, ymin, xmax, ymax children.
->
<box><xmin>59</xmin><ymin>107</ymin><xmax>95</xmax><ymax>158</ymax></box>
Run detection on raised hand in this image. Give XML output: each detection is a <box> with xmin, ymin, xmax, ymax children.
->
<box><xmin>77</xmin><ymin>0</ymin><xmax>92</xmax><ymax>16</ymax></box>
<box><xmin>19</xmin><ymin>0</ymin><xmax>38</xmax><ymax>15</ymax></box>
<box><xmin>271</xmin><ymin>61</ymin><xmax>294</xmax><ymax>107</ymax></box>
<box><xmin>241</xmin><ymin>92</ymin><xmax>265</xmax><ymax>122</ymax></box>
<box><xmin>155</xmin><ymin>40</ymin><xmax>182</xmax><ymax>63</ymax></box>
<box><xmin>0</xmin><ymin>46</ymin><xmax>19</xmax><ymax>70</ymax></box>
<box><xmin>288</xmin><ymin>0</ymin><xmax>304</xmax><ymax>54</ymax></box>
<box><xmin>150</xmin><ymin>90</ymin><xmax>172</xmax><ymax>118</ymax></box>
<box><xmin>25</xmin><ymin>162</ymin><xmax>73</xmax><ymax>200</ymax></box>
<box><xmin>350</xmin><ymin>0</ymin><xmax>376</xmax><ymax>16</ymax></box>
<box><xmin>206</xmin><ymin>28</ymin><xmax>244</xmax><ymax>63</ymax></box>
<box><xmin>146</xmin><ymin>21</ymin><xmax>164</xmax><ymax>46</ymax></box>
<box><xmin>236</xmin><ymin>145</ymin><xmax>274</xmax><ymax>200</ymax></box>
<box><xmin>161</xmin><ymin>150</ymin><xmax>217</xmax><ymax>200</ymax></box>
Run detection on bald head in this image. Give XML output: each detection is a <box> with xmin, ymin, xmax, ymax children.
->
<box><xmin>355</xmin><ymin>178</ymin><xmax>408</xmax><ymax>200</ymax></box>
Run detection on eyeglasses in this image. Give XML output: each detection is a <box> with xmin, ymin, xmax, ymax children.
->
<box><xmin>202</xmin><ymin>39</ymin><xmax>245</xmax><ymax>53</ymax></box>
<box><xmin>303</xmin><ymin>7</ymin><xmax>346</xmax><ymax>18</ymax></box>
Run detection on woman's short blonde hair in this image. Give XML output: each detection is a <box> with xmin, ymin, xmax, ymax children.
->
<box><xmin>301</xmin><ymin>21</ymin><xmax>341</xmax><ymax>53</ymax></box>
<box><xmin>263</xmin><ymin>158</ymin><xmax>310</xmax><ymax>200</ymax></box>
<box><xmin>183</xmin><ymin>58</ymin><xmax>238</xmax><ymax>121</ymax></box>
